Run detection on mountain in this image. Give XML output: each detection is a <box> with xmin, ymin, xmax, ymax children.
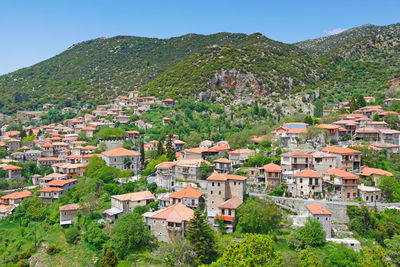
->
<box><xmin>295</xmin><ymin>22</ymin><xmax>400</xmax><ymax>56</ymax></box>
<box><xmin>0</xmin><ymin>33</ymin><xmax>275</xmax><ymax>113</ymax></box>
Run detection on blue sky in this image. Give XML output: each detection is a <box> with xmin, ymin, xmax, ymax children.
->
<box><xmin>0</xmin><ymin>0</ymin><xmax>399</xmax><ymax>75</ymax></box>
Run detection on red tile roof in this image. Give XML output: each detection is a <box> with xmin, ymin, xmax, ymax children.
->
<box><xmin>207</xmin><ymin>173</ymin><xmax>247</xmax><ymax>181</ymax></box>
<box><xmin>294</xmin><ymin>169</ymin><xmax>322</xmax><ymax>178</ymax></box>
<box><xmin>323</xmin><ymin>168</ymin><xmax>359</xmax><ymax>179</ymax></box>
<box><xmin>361</xmin><ymin>166</ymin><xmax>393</xmax><ymax>177</ymax></box>
<box><xmin>280</xmin><ymin>150</ymin><xmax>311</xmax><ymax>157</ymax></box>
<box><xmin>150</xmin><ymin>202</ymin><xmax>194</xmax><ymax>223</ymax></box>
<box><xmin>307</xmin><ymin>203</ymin><xmax>332</xmax><ymax>215</ymax></box>
<box><xmin>170</xmin><ymin>186</ymin><xmax>202</xmax><ymax>199</ymax></box>
<box><xmin>1</xmin><ymin>190</ymin><xmax>32</xmax><ymax>200</ymax></box>
<box><xmin>47</xmin><ymin>179</ymin><xmax>77</xmax><ymax>187</ymax></box>
<box><xmin>112</xmin><ymin>190</ymin><xmax>155</xmax><ymax>202</ymax></box>
<box><xmin>102</xmin><ymin>147</ymin><xmax>140</xmax><ymax>157</ymax></box>
<box><xmin>3</xmin><ymin>165</ymin><xmax>22</xmax><ymax>171</ymax></box>
<box><xmin>38</xmin><ymin>187</ymin><xmax>63</xmax><ymax>192</ymax></box>
<box><xmin>59</xmin><ymin>204</ymin><xmax>80</xmax><ymax>211</ymax></box>
<box><xmin>323</xmin><ymin>146</ymin><xmax>360</xmax><ymax>155</ymax></box>
<box><xmin>262</xmin><ymin>163</ymin><xmax>282</xmax><ymax>172</ymax></box>
<box><xmin>214</xmin><ymin>158</ymin><xmax>231</xmax><ymax>164</ymax></box>
<box><xmin>218</xmin><ymin>197</ymin><xmax>243</xmax><ymax>209</ymax></box>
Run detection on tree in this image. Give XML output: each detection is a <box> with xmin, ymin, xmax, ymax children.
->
<box><xmin>156</xmin><ymin>139</ymin><xmax>165</xmax><ymax>157</ymax></box>
<box><xmin>98</xmin><ymin>248</ymin><xmax>118</xmax><ymax>267</ymax></box>
<box><xmin>349</xmin><ymin>96</ymin><xmax>357</xmax><ymax>113</ymax></box>
<box><xmin>200</xmin><ymin>161</ymin><xmax>212</xmax><ymax>179</ymax></box>
<box><xmin>155</xmin><ymin>238</ymin><xmax>197</xmax><ymax>267</ymax></box>
<box><xmin>304</xmin><ymin>115</ymin><xmax>313</xmax><ymax>125</ymax></box>
<box><xmin>64</xmin><ymin>227</ymin><xmax>80</xmax><ymax>244</ymax></box>
<box><xmin>184</xmin><ymin>132</ymin><xmax>202</xmax><ymax>148</ymax></box>
<box><xmin>355</xmin><ymin>95</ymin><xmax>367</xmax><ymax>110</ymax></box>
<box><xmin>84</xmin><ymin>222</ymin><xmax>109</xmax><ymax>249</ymax></box>
<box><xmin>165</xmin><ymin>137</ymin><xmax>176</xmax><ymax>161</ymax></box>
<box><xmin>385</xmin><ymin>234</ymin><xmax>400</xmax><ymax>265</ymax></box>
<box><xmin>299</xmin><ymin>249</ymin><xmax>322</xmax><ymax>267</ymax></box>
<box><xmin>123</xmin><ymin>157</ymin><xmax>132</xmax><ymax>169</ymax></box>
<box><xmin>298</xmin><ymin>217</ymin><xmax>325</xmax><ymax>247</ymax></box>
<box><xmin>86</xmin><ymin>156</ymin><xmax>106</xmax><ymax>177</ymax></box>
<box><xmin>378</xmin><ymin>175</ymin><xmax>400</xmax><ymax>202</ymax></box>
<box><xmin>208</xmin><ymin>234</ymin><xmax>283</xmax><ymax>267</ymax></box>
<box><xmin>237</xmin><ymin>197</ymin><xmax>280</xmax><ymax>234</ymax></box>
<box><xmin>361</xmin><ymin>246</ymin><xmax>392</xmax><ymax>267</ymax></box>
<box><xmin>139</xmin><ymin>139</ymin><xmax>145</xmax><ymax>166</ymax></box>
<box><xmin>109</xmin><ymin>212</ymin><xmax>154</xmax><ymax>259</ymax></box>
<box><xmin>186</xmin><ymin>207</ymin><xmax>215</xmax><ymax>264</ymax></box>
<box><xmin>314</xmin><ymin>99</ymin><xmax>323</xmax><ymax>118</ymax></box>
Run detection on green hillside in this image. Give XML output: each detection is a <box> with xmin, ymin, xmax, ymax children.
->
<box><xmin>295</xmin><ymin>22</ymin><xmax>400</xmax><ymax>56</ymax></box>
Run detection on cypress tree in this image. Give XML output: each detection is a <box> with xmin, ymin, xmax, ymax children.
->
<box><xmin>165</xmin><ymin>136</ymin><xmax>176</xmax><ymax>161</ymax></box>
<box><xmin>186</xmin><ymin>207</ymin><xmax>216</xmax><ymax>264</ymax></box>
<box><xmin>156</xmin><ymin>139</ymin><xmax>164</xmax><ymax>157</ymax></box>
<box><xmin>139</xmin><ymin>139</ymin><xmax>145</xmax><ymax>166</ymax></box>
<box><xmin>314</xmin><ymin>99</ymin><xmax>323</xmax><ymax>118</ymax></box>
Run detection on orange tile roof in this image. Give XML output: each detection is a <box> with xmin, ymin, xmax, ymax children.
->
<box><xmin>323</xmin><ymin>168</ymin><xmax>359</xmax><ymax>179</ymax></box>
<box><xmin>323</xmin><ymin>146</ymin><xmax>360</xmax><ymax>155</ymax></box>
<box><xmin>280</xmin><ymin>150</ymin><xmax>311</xmax><ymax>157</ymax></box>
<box><xmin>287</xmin><ymin>128</ymin><xmax>307</xmax><ymax>134</ymax></box>
<box><xmin>47</xmin><ymin>179</ymin><xmax>77</xmax><ymax>187</ymax></box>
<box><xmin>317</xmin><ymin>124</ymin><xmax>340</xmax><ymax>130</ymax></box>
<box><xmin>1</xmin><ymin>190</ymin><xmax>32</xmax><ymax>200</ymax></box>
<box><xmin>218</xmin><ymin>197</ymin><xmax>243</xmax><ymax>209</ymax></box>
<box><xmin>156</xmin><ymin>161</ymin><xmax>175</xmax><ymax>168</ymax></box>
<box><xmin>102</xmin><ymin>147</ymin><xmax>140</xmax><ymax>157</ymax></box>
<box><xmin>361</xmin><ymin>166</ymin><xmax>393</xmax><ymax>177</ymax></box>
<box><xmin>214</xmin><ymin>158</ymin><xmax>231</xmax><ymax>164</ymax></box>
<box><xmin>307</xmin><ymin>203</ymin><xmax>331</xmax><ymax>215</ymax></box>
<box><xmin>42</xmin><ymin>142</ymin><xmax>54</xmax><ymax>148</ymax></box>
<box><xmin>150</xmin><ymin>202</ymin><xmax>194</xmax><ymax>223</ymax></box>
<box><xmin>59</xmin><ymin>204</ymin><xmax>80</xmax><ymax>211</ymax></box>
<box><xmin>38</xmin><ymin>187</ymin><xmax>63</xmax><ymax>192</ymax></box>
<box><xmin>3</xmin><ymin>165</ymin><xmax>22</xmax><ymax>171</ymax></box>
<box><xmin>170</xmin><ymin>186</ymin><xmax>202</xmax><ymax>199</ymax></box>
<box><xmin>207</xmin><ymin>173</ymin><xmax>247</xmax><ymax>181</ymax></box>
<box><xmin>262</xmin><ymin>163</ymin><xmax>282</xmax><ymax>172</ymax></box>
<box><xmin>294</xmin><ymin>169</ymin><xmax>322</xmax><ymax>178</ymax></box>
<box><xmin>228</xmin><ymin>148</ymin><xmax>254</xmax><ymax>155</ymax></box>
<box><xmin>112</xmin><ymin>190</ymin><xmax>155</xmax><ymax>202</ymax></box>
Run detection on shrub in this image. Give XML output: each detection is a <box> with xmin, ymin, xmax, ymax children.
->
<box><xmin>46</xmin><ymin>245</ymin><xmax>60</xmax><ymax>255</ymax></box>
<box><xmin>65</xmin><ymin>227</ymin><xmax>80</xmax><ymax>244</ymax></box>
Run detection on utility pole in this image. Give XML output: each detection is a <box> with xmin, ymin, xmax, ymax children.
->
<box><xmin>34</xmin><ymin>222</ymin><xmax>37</xmax><ymax>249</ymax></box>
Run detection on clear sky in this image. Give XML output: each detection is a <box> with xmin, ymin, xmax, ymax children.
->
<box><xmin>1</xmin><ymin>0</ymin><xmax>399</xmax><ymax>75</ymax></box>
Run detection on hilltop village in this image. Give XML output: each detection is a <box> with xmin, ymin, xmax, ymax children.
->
<box><xmin>1</xmin><ymin>91</ymin><xmax>400</xmax><ymax>266</ymax></box>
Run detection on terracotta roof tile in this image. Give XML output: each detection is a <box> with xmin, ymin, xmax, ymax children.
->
<box><xmin>112</xmin><ymin>190</ymin><xmax>155</xmax><ymax>202</ymax></box>
<box><xmin>218</xmin><ymin>197</ymin><xmax>243</xmax><ymax>209</ymax></box>
<box><xmin>150</xmin><ymin>202</ymin><xmax>193</xmax><ymax>223</ymax></box>
<box><xmin>294</xmin><ymin>169</ymin><xmax>322</xmax><ymax>178</ymax></box>
<box><xmin>1</xmin><ymin>190</ymin><xmax>32</xmax><ymax>200</ymax></box>
<box><xmin>323</xmin><ymin>168</ymin><xmax>359</xmax><ymax>179</ymax></box>
<box><xmin>307</xmin><ymin>203</ymin><xmax>332</xmax><ymax>215</ymax></box>
<box><xmin>170</xmin><ymin>186</ymin><xmax>202</xmax><ymax>199</ymax></box>
<box><xmin>102</xmin><ymin>147</ymin><xmax>140</xmax><ymax>157</ymax></box>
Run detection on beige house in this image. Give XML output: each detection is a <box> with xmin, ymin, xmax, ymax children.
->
<box><xmin>169</xmin><ymin>186</ymin><xmax>204</xmax><ymax>209</ymax></box>
<box><xmin>323</xmin><ymin>168</ymin><xmax>359</xmax><ymax>201</ymax></box>
<box><xmin>257</xmin><ymin>163</ymin><xmax>282</xmax><ymax>188</ymax></box>
<box><xmin>280</xmin><ymin>150</ymin><xmax>312</xmax><ymax>171</ymax></box>
<box><xmin>155</xmin><ymin>161</ymin><xmax>175</xmax><ymax>190</ymax></box>
<box><xmin>360</xmin><ymin>166</ymin><xmax>393</xmax><ymax>185</ymax></box>
<box><xmin>174</xmin><ymin>159</ymin><xmax>209</xmax><ymax>182</ymax></box>
<box><xmin>103</xmin><ymin>191</ymin><xmax>155</xmax><ymax>222</ymax></box>
<box><xmin>293</xmin><ymin>169</ymin><xmax>323</xmax><ymax>199</ymax></box>
<box><xmin>214</xmin><ymin>197</ymin><xmax>243</xmax><ymax>233</ymax></box>
<box><xmin>143</xmin><ymin>202</ymin><xmax>194</xmax><ymax>242</ymax></box>
<box><xmin>228</xmin><ymin>149</ymin><xmax>254</xmax><ymax>165</ymax></box>
<box><xmin>1</xmin><ymin>190</ymin><xmax>32</xmax><ymax>206</ymax></box>
<box><xmin>322</xmin><ymin>146</ymin><xmax>361</xmax><ymax>172</ymax></box>
<box><xmin>3</xmin><ymin>165</ymin><xmax>22</xmax><ymax>180</ymax></box>
<box><xmin>102</xmin><ymin>147</ymin><xmax>141</xmax><ymax>175</ymax></box>
<box><xmin>358</xmin><ymin>185</ymin><xmax>381</xmax><ymax>203</ymax></box>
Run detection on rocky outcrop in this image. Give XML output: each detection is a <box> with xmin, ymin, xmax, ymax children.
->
<box><xmin>207</xmin><ymin>69</ymin><xmax>267</xmax><ymax>96</ymax></box>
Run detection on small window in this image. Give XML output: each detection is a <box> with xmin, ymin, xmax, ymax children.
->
<box><xmin>219</xmin><ymin>191</ymin><xmax>221</xmax><ymax>195</ymax></box>
<box><xmin>234</xmin><ymin>181</ymin><xmax>236</xmax><ymax>185</ymax></box>
<box><xmin>325</xmin><ymin>217</ymin><xmax>328</xmax><ymax>221</ymax></box>
<box><xmin>210</xmin><ymin>191</ymin><xmax>213</xmax><ymax>195</ymax></box>
<box><xmin>212</xmin><ymin>182</ymin><xmax>214</xmax><ymax>186</ymax></box>
<box><xmin>218</xmin><ymin>182</ymin><xmax>220</xmax><ymax>186</ymax></box>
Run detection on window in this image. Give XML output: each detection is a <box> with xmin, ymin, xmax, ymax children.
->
<box><xmin>219</xmin><ymin>191</ymin><xmax>221</xmax><ymax>195</ymax></box>
<box><xmin>218</xmin><ymin>182</ymin><xmax>220</xmax><ymax>187</ymax></box>
<box><xmin>210</xmin><ymin>190</ymin><xmax>213</xmax><ymax>195</ymax></box>
<box><xmin>212</xmin><ymin>182</ymin><xmax>214</xmax><ymax>186</ymax></box>
<box><xmin>300</xmin><ymin>178</ymin><xmax>303</xmax><ymax>183</ymax></box>
<box><xmin>325</xmin><ymin>217</ymin><xmax>328</xmax><ymax>221</ymax></box>
<box><xmin>234</xmin><ymin>181</ymin><xmax>236</xmax><ymax>185</ymax></box>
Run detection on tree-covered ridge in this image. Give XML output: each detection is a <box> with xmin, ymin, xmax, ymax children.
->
<box><xmin>0</xmin><ymin>32</ymin><xmax>283</xmax><ymax>113</ymax></box>
<box><xmin>295</xmin><ymin>22</ymin><xmax>400</xmax><ymax>56</ymax></box>
<box><xmin>318</xmin><ymin>32</ymin><xmax>400</xmax><ymax>104</ymax></box>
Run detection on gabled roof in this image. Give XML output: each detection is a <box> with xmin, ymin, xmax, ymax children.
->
<box><xmin>112</xmin><ymin>190</ymin><xmax>155</xmax><ymax>202</ymax></box>
<box><xmin>317</xmin><ymin>124</ymin><xmax>340</xmax><ymax>130</ymax></box>
<box><xmin>323</xmin><ymin>168</ymin><xmax>359</xmax><ymax>179</ymax></box>
<box><xmin>47</xmin><ymin>179</ymin><xmax>77</xmax><ymax>187</ymax></box>
<box><xmin>355</xmin><ymin>127</ymin><xmax>379</xmax><ymax>134</ymax></box>
<box><xmin>228</xmin><ymin>149</ymin><xmax>254</xmax><ymax>155</ymax></box>
<box><xmin>323</xmin><ymin>146</ymin><xmax>360</xmax><ymax>155</ymax></box>
<box><xmin>207</xmin><ymin>173</ymin><xmax>247</xmax><ymax>181</ymax></box>
<box><xmin>102</xmin><ymin>147</ymin><xmax>140</xmax><ymax>157</ymax></box>
<box><xmin>150</xmin><ymin>202</ymin><xmax>194</xmax><ymax>223</ymax></box>
<box><xmin>156</xmin><ymin>161</ymin><xmax>175</xmax><ymax>169</ymax></box>
<box><xmin>294</xmin><ymin>169</ymin><xmax>322</xmax><ymax>178</ymax></box>
<box><xmin>262</xmin><ymin>163</ymin><xmax>282</xmax><ymax>172</ymax></box>
<box><xmin>280</xmin><ymin>150</ymin><xmax>311</xmax><ymax>157</ymax></box>
<box><xmin>1</xmin><ymin>190</ymin><xmax>32</xmax><ymax>200</ymax></box>
<box><xmin>3</xmin><ymin>165</ymin><xmax>22</xmax><ymax>171</ymax></box>
<box><xmin>169</xmin><ymin>186</ymin><xmax>202</xmax><ymax>199</ymax></box>
<box><xmin>59</xmin><ymin>204</ymin><xmax>80</xmax><ymax>211</ymax></box>
<box><xmin>214</xmin><ymin>158</ymin><xmax>231</xmax><ymax>164</ymax></box>
<box><xmin>307</xmin><ymin>203</ymin><xmax>331</xmax><ymax>215</ymax></box>
<box><xmin>218</xmin><ymin>197</ymin><xmax>243</xmax><ymax>209</ymax></box>
<box><xmin>361</xmin><ymin>166</ymin><xmax>393</xmax><ymax>177</ymax></box>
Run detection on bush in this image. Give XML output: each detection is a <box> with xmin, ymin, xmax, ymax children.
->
<box><xmin>298</xmin><ymin>217</ymin><xmax>325</xmax><ymax>247</ymax></box>
<box><xmin>65</xmin><ymin>227</ymin><xmax>80</xmax><ymax>244</ymax></box>
<box><xmin>16</xmin><ymin>259</ymin><xmax>30</xmax><ymax>267</ymax></box>
<box><xmin>46</xmin><ymin>245</ymin><xmax>60</xmax><ymax>255</ymax></box>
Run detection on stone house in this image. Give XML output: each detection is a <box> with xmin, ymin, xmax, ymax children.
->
<box><xmin>0</xmin><ymin>204</ymin><xmax>15</xmax><ymax>218</ymax></box>
<box><xmin>8</xmin><ymin>139</ymin><xmax>20</xmax><ymax>152</ymax></box>
<box><xmin>52</xmin><ymin>163</ymin><xmax>87</xmax><ymax>178</ymax></box>
<box><xmin>257</xmin><ymin>163</ymin><xmax>282</xmax><ymax>189</ymax></box>
<box><xmin>317</xmin><ymin>124</ymin><xmax>340</xmax><ymax>142</ymax></box>
<box><xmin>162</xmin><ymin>98</ymin><xmax>175</xmax><ymax>107</ymax></box>
<box><xmin>155</xmin><ymin>161</ymin><xmax>175</xmax><ymax>190</ymax></box>
<box><xmin>306</xmin><ymin>203</ymin><xmax>332</xmax><ymax>238</ymax></box>
<box><xmin>293</xmin><ymin>169</ymin><xmax>323</xmax><ymax>199</ymax></box>
<box><xmin>228</xmin><ymin>149</ymin><xmax>254</xmax><ymax>165</ymax></box>
<box><xmin>280</xmin><ymin>150</ymin><xmax>312</xmax><ymax>171</ymax></box>
<box><xmin>103</xmin><ymin>191</ymin><xmax>155</xmax><ymax>222</ymax></box>
<box><xmin>358</xmin><ymin>185</ymin><xmax>382</xmax><ymax>203</ymax></box>
<box><xmin>310</xmin><ymin>151</ymin><xmax>337</xmax><ymax>174</ymax></box>
<box><xmin>3</xmin><ymin>165</ymin><xmax>22</xmax><ymax>180</ymax></box>
<box><xmin>41</xmin><ymin>142</ymin><xmax>54</xmax><ymax>157</ymax></box>
<box><xmin>323</xmin><ymin>168</ymin><xmax>359</xmax><ymax>201</ymax></box>
<box><xmin>38</xmin><ymin>179</ymin><xmax>78</xmax><ymax>204</ymax></box>
<box><xmin>199</xmin><ymin>140</ymin><xmax>214</xmax><ymax>148</ymax></box>
<box><xmin>354</xmin><ymin>128</ymin><xmax>379</xmax><ymax>142</ymax></box>
<box><xmin>25</xmin><ymin>150</ymin><xmax>42</xmax><ymax>161</ymax></box>
<box><xmin>173</xmin><ymin>140</ymin><xmax>186</xmax><ymax>152</ymax></box>
<box><xmin>126</xmin><ymin>131</ymin><xmax>140</xmax><ymax>143</ymax></box>
<box><xmin>37</xmin><ymin>157</ymin><xmax>63</xmax><ymax>168</ymax></box>
<box><xmin>206</xmin><ymin>173</ymin><xmax>247</xmax><ymax>218</ymax></box>
<box><xmin>213</xmin><ymin>158</ymin><xmax>232</xmax><ymax>174</ymax></box>
<box><xmin>143</xmin><ymin>202</ymin><xmax>193</xmax><ymax>242</ymax></box>
<box><xmin>378</xmin><ymin>129</ymin><xmax>400</xmax><ymax>145</ymax></box>
<box><xmin>39</xmin><ymin>173</ymin><xmax>68</xmax><ymax>187</ymax></box>
<box><xmin>1</xmin><ymin>190</ymin><xmax>32</xmax><ymax>206</ymax></box>
<box><xmin>360</xmin><ymin>166</ymin><xmax>393</xmax><ymax>185</ymax></box>
<box><xmin>169</xmin><ymin>186</ymin><xmax>204</xmax><ymax>209</ymax></box>
<box><xmin>322</xmin><ymin>146</ymin><xmax>361</xmax><ymax>172</ymax></box>
<box><xmin>102</xmin><ymin>147</ymin><xmax>141</xmax><ymax>175</ymax></box>
<box><xmin>214</xmin><ymin>197</ymin><xmax>243</xmax><ymax>233</ymax></box>
<box><xmin>174</xmin><ymin>159</ymin><xmax>209</xmax><ymax>182</ymax></box>
<box><xmin>59</xmin><ymin>204</ymin><xmax>80</xmax><ymax>226</ymax></box>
